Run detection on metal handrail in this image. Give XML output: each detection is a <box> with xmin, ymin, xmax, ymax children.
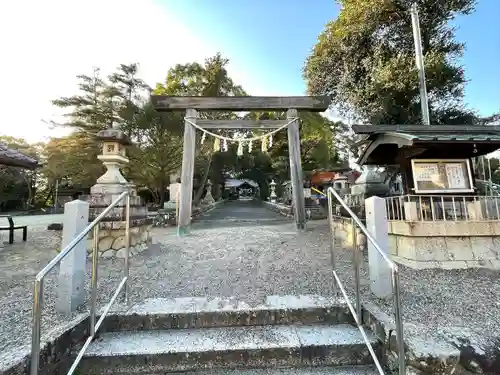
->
<box><xmin>30</xmin><ymin>191</ymin><xmax>131</xmax><ymax>375</ymax></box>
<box><xmin>313</xmin><ymin>187</ymin><xmax>405</xmax><ymax>374</ymax></box>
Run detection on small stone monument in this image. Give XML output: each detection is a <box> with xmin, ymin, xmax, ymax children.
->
<box><xmin>203</xmin><ymin>179</ymin><xmax>215</xmax><ymax>204</ymax></box>
<box><xmin>82</xmin><ymin>127</ymin><xmax>152</xmax><ymax>259</ymax></box>
<box><xmin>270</xmin><ymin>179</ymin><xmax>277</xmax><ymax>203</ymax></box>
<box><xmin>165</xmin><ymin>172</ymin><xmax>181</xmax><ymax>210</ymax></box>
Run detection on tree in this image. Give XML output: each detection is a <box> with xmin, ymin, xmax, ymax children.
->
<box><xmin>243</xmin><ymin>112</ymin><xmax>344</xmax><ymax>182</ymax></box>
<box><xmin>125</xmin><ymin>101</ymin><xmax>184</xmax><ymax>204</ymax></box>
<box><xmin>52</xmin><ymin>67</ymin><xmax>111</xmax><ymax>134</ymax></box>
<box><xmin>304</xmin><ymin>0</ymin><xmax>479</xmax><ymax>125</ymax></box>
<box><xmin>108</xmin><ymin>63</ymin><xmax>151</xmax><ymax>141</ymax></box>
<box><xmin>153</xmin><ymin>53</ymin><xmax>247</xmax><ymax>204</ymax></box>
<box><xmin>42</xmin><ymin>133</ymin><xmax>103</xmax><ymax>190</ymax></box>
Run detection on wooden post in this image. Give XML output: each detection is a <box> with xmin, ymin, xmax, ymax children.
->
<box><xmin>178</xmin><ymin>108</ymin><xmax>197</xmax><ymax>235</ymax></box>
<box><xmin>287</xmin><ymin>109</ymin><xmax>306</xmax><ymax>230</ymax></box>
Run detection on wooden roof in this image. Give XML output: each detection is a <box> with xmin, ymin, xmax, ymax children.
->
<box><xmin>352</xmin><ymin>125</ymin><xmax>500</xmax><ymax>165</ymax></box>
<box><xmin>0</xmin><ymin>143</ymin><xmax>39</xmax><ymax>169</ymax></box>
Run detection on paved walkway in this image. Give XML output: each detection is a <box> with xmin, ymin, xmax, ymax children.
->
<box><xmin>0</xmin><ymin>213</ymin><xmax>64</xmax><ymax>227</ymax></box>
<box><xmin>193</xmin><ymin>199</ymin><xmax>288</xmax><ymax>227</ymax></box>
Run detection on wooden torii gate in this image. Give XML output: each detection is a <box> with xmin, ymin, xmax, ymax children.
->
<box><xmin>150</xmin><ymin>96</ymin><xmax>332</xmax><ymax>234</ymax></box>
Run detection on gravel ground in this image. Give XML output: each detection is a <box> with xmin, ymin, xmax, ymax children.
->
<box><xmin>1</xmin><ymin>201</ymin><xmax>499</xmax><ymax>368</ymax></box>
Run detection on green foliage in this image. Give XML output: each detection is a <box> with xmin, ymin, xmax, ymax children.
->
<box><xmin>1</xmin><ymin>53</ymin><xmax>354</xmax><ymax>209</ymax></box>
<box><xmin>304</xmin><ymin>0</ymin><xmax>480</xmax><ymax>124</ymax></box>
<box><xmin>153</xmin><ymin>53</ymin><xmax>248</xmax><ymax>203</ymax></box>
<box><xmin>42</xmin><ymin>133</ymin><xmax>103</xmax><ymax>189</ymax></box>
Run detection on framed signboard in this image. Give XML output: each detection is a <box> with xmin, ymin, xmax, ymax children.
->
<box><xmin>411</xmin><ymin>159</ymin><xmax>474</xmax><ymax>194</ymax></box>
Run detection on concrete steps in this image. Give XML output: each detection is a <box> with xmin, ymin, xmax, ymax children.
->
<box><xmin>99</xmin><ymin>295</ymin><xmax>355</xmax><ymax>332</ymax></box>
<box><xmin>76</xmin><ymin>295</ymin><xmax>382</xmax><ymax>374</ymax></box>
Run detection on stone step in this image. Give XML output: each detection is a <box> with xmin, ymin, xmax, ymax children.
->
<box><xmin>160</xmin><ymin>366</ymin><xmax>380</xmax><ymax>375</ymax></box>
<box><xmin>78</xmin><ymin>324</ymin><xmax>380</xmax><ymax>374</ymax></box>
<box><xmin>100</xmin><ymin>295</ymin><xmax>354</xmax><ymax>333</ymax></box>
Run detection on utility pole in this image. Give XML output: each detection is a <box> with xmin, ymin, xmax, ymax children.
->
<box><xmin>410</xmin><ymin>3</ymin><xmax>430</xmax><ymax>125</ymax></box>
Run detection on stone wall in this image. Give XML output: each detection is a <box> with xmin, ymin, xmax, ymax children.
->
<box><xmin>262</xmin><ymin>201</ymin><xmax>327</xmax><ymax>220</ymax></box>
<box><xmin>262</xmin><ymin>201</ymin><xmax>293</xmax><ymax>218</ymax></box>
<box><xmin>0</xmin><ymin>313</ymin><xmax>90</xmax><ymax>375</ymax></box>
<box><xmin>388</xmin><ymin>221</ymin><xmax>500</xmax><ymax>269</ymax></box>
<box><xmin>331</xmin><ymin>216</ymin><xmax>367</xmax><ymax>251</ymax></box>
<box><xmin>82</xmin><ymin>194</ymin><xmax>152</xmax><ymax>260</ymax></box>
<box><xmin>86</xmin><ymin>219</ymin><xmax>152</xmax><ymax>259</ymax></box>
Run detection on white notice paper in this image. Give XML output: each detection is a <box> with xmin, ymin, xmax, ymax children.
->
<box><xmin>414</xmin><ymin>164</ymin><xmax>439</xmax><ymax>181</ymax></box>
<box><xmin>445</xmin><ymin>163</ymin><xmax>466</xmax><ymax>189</ymax></box>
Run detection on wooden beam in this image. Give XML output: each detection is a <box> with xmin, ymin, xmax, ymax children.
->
<box><xmin>196</xmin><ymin>119</ymin><xmax>288</xmax><ymax>129</ymax></box>
<box><xmin>151</xmin><ymin>96</ymin><xmax>331</xmax><ymax>112</ymax></box>
<box><xmin>352</xmin><ymin>125</ymin><xmax>500</xmax><ymax>135</ymax></box>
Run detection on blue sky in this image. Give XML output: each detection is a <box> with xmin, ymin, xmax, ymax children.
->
<box><xmin>161</xmin><ymin>0</ymin><xmax>499</xmax><ymax>117</ymax></box>
<box><xmin>1</xmin><ymin>0</ymin><xmax>498</xmax><ymax>142</ymax></box>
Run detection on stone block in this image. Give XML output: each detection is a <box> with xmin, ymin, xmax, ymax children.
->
<box><xmin>98</xmin><ymin>236</ymin><xmax>113</xmax><ymax>251</ymax></box>
<box><xmin>469</xmin><ymin>237</ymin><xmax>497</xmax><ymax>260</ymax></box>
<box><xmin>116</xmin><ymin>248</ymin><xmax>128</xmax><ymax>258</ymax></box>
<box><xmin>101</xmin><ymin>249</ymin><xmax>116</xmax><ymax>259</ymax></box>
<box><xmin>396</xmin><ymin>236</ymin><xmax>417</xmax><ymax>260</ymax></box>
<box><xmin>112</xmin><ymin>236</ymin><xmax>126</xmax><ymax>250</ymax></box>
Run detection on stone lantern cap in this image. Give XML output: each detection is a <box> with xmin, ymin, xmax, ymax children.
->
<box><xmin>96</xmin><ymin>128</ymin><xmax>132</xmax><ymax>146</ymax></box>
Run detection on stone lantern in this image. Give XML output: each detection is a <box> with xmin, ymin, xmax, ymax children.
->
<box><xmin>92</xmin><ymin>128</ymin><xmax>132</xmax><ymax>194</ymax></box>
<box><xmin>82</xmin><ymin>126</ymin><xmax>151</xmax><ymax>260</ymax></box>
<box><xmin>270</xmin><ymin>179</ymin><xmax>277</xmax><ymax>203</ymax></box>
<box><xmin>203</xmin><ymin>179</ymin><xmax>215</xmax><ymax>204</ymax></box>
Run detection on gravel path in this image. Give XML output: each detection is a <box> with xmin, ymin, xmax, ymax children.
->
<box><xmin>1</xmin><ymin>200</ymin><xmax>499</xmax><ymax>369</ymax></box>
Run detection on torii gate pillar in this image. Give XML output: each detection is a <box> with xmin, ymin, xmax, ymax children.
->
<box><xmin>287</xmin><ymin>109</ymin><xmax>307</xmax><ymax>230</ymax></box>
<box><xmin>178</xmin><ymin>108</ymin><xmax>197</xmax><ymax>235</ymax></box>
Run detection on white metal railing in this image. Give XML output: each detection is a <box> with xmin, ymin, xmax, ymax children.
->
<box><xmin>313</xmin><ymin>187</ymin><xmax>405</xmax><ymax>375</ymax></box>
<box><xmin>386</xmin><ymin>194</ymin><xmax>500</xmax><ymax>221</ymax></box>
<box><xmin>30</xmin><ymin>191</ymin><xmax>131</xmax><ymax>375</ymax></box>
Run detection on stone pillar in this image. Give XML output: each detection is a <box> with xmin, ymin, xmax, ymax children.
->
<box><xmin>165</xmin><ymin>173</ymin><xmax>181</xmax><ymax>209</ymax></box>
<box><xmin>365</xmin><ymin>196</ymin><xmax>392</xmax><ymax>299</ymax></box>
<box><xmin>82</xmin><ymin>127</ymin><xmax>151</xmax><ymax>259</ymax></box>
<box><xmin>56</xmin><ymin>199</ymin><xmax>89</xmax><ymax>315</ymax></box>
<box><xmin>203</xmin><ymin>179</ymin><xmax>215</xmax><ymax>204</ymax></box>
<box><xmin>269</xmin><ymin>179</ymin><xmax>277</xmax><ymax>203</ymax></box>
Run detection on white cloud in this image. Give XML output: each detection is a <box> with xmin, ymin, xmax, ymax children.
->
<box><xmin>0</xmin><ymin>0</ymin><xmax>269</xmax><ymax>143</ymax></box>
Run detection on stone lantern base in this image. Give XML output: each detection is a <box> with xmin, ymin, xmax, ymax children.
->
<box><xmin>82</xmin><ymin>191</ymin><xmax>152</xmax><ymax>259</ymax></box>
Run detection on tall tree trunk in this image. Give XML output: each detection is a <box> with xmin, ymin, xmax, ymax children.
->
<box><xmin>159</xmin><ymin>181</ymin><xmax>166</xmax><ymax>207</ymax></box>
<box><xmin>193</xmin><ymin>153</ymin><xmax>213</xmax><ymax>206</ymax></box>
<box><xmin>43</xmin><ymin>186</ymin><xmax>54</xmax><ymax>205</ymax></box>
